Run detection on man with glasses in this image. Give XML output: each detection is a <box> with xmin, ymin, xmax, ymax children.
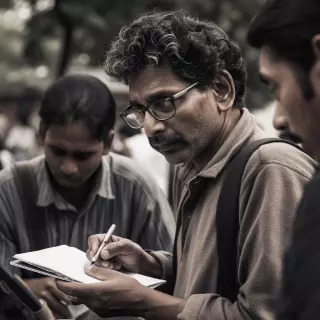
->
<box><xmin>120</xmin><ymin>82</ymin><xmax>198</xmax><ymax>129</ymax></box>
<box><xmin>57</xmin><ymin>11</ymin><xmax>315</xmax><ymax>320</ymax></box>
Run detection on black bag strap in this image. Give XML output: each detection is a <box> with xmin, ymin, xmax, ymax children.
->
<box><xmin>13</xmin><ymin>163</ymin><xmax>47</xmax><ymax>252</ymax></box>
<box><xmin>216</xmin><ymin>138</ymin><xmax>300</xmax><ymax>302</ymax></box>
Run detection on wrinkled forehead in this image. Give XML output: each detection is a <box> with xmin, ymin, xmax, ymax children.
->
<box><xmin>128</xmin><ymin>64</ymin><xmax>191</xmax><ymax>104</ymax></box>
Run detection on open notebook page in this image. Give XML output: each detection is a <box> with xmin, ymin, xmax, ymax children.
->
<box><xmin>11</xmin><ymin>245</ymin><xmax>165</xmax><ymax>288</ymax></box>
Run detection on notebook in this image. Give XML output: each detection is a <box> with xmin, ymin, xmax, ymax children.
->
<box><xmin>10</xmin><ymin>245</ymin><xmax>166</xmax><ymax>289</ymax></box>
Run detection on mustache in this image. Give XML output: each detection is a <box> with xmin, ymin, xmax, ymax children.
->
<box><xmin>279</xmin><ymin>131</ymin><xmax>302</xmax><ymax>144</ymax></box>
<box><xmin>148</xmin><ymin>133</ymin><xmax>183</xmax><ymax>148</ymax></box>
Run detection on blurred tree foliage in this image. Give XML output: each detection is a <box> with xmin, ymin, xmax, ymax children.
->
<box><xmin>0</xmin><ymin>0</ymin><xmax>270</xmax><ymax>109</ymax></box>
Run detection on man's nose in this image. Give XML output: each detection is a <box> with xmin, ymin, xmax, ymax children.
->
<box><xmin>273</xmin><ymin>103</ymin><xmax>288</xmax><ymax>131</ymax></box>
<box><xmin>60</xmin><ymin>159</ymin><xmax>78</xmax><ymax>176</ymax></box>
<box><xmin>143</xmin><ymin>111</ymin><xmax>166</xmax><ymax>137</ymax></box>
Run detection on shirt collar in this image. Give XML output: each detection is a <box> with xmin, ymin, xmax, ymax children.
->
<box><xmin>178</xmin><ymin>109</ymin><xmax>261</xmax><ymax>182</ymax></box>
<box><xmin>36</xmin><ymin>155</ymin><xmax>115</xmax><ymax>208</ymax></box>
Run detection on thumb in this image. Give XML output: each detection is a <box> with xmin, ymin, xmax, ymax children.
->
<box><xmin>87</xmin><ymin>234</ymin><xmax>106</xmax><ymax>258</ymax></box>
<box><xmin>84</xmin><ymin>264</ymin><xmax>118</xmax><ymax>281</ymax></box>
<box><xmin>56</xmin><ymin>281</ymin><xmax>83</xmax><ymax>297</ymax></box>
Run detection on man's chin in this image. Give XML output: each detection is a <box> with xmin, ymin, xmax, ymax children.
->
<box><xmin>56</xmin><ymin>178</ymin><xmax>83</xmax><ymax>189</ymax></box>
<box><xmin>160</xmin><ymin>149</ymin><xmax>189</xmax><ymax>165</ymax></box>
<box><xmin>278</xmin><ymin>132</ymin><xmax>318</xmax><ymax>159</ymax></box>
<box><xmin>153</xmin><ymin>143</ymin><xmax>189</xmax><ymax>164</ymax></box>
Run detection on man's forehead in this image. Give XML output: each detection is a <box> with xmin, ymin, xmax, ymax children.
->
<box><xmin>46</xmin><ymin>139</ymin><xmax>101</xmax><ymax>153</ymax></box>
<box><xmin>45</xmin><ymin>124</ymin><xmax>102</xmax><ymax>148</ymax></box>
<box><xmin>128</xmin><ymin>64</ymin><xmax>190</xmax><ymax>102</ymax></box>
<box><xmin>259</xmin><ymin>46</ymin><xmax>279</xmax><ymax>76</ymax></box>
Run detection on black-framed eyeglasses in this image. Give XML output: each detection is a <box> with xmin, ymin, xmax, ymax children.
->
<box><xmin>120</xmin><ymin>82</ymin><xmax>199</xmax><ymax>129</ymax></box>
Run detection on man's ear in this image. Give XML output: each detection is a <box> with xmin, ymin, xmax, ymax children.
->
<box><xmin>38</xmin><ymin>121</ymin><xmax>46</xmax><ymax>146</ymax></box>
<box><xmin>312</xmin><ymin>34</ymin><xmax>320</xmax><ymax>59</ymax></box>
<box><xmin>213</xmin><ymin>70</ymin><xmax>236</xmax><ymax>112</ymax></box>
<box><xmin>103</xmin><ymin>130</ymin><xmax>114</xmax><ymax>155</ymax></box>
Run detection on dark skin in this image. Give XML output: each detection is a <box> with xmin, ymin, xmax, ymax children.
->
<box><xmin>57</xmin><ymin>236</ymin><xmax>185</xmax><ymax>319</ymax></box>
<box><xmin>48</xmin><ymin>163</ymin><xmax>99</xmax><ymax>210</ymax></box>
<box><xmin>57</xmin><ymin>66</ymin><xmax>240</xmax><ymax>319</ymax></box>
<box><xmin>25</xmin><ymin>120</ymin><xmax>113</xmax><ymax>317</ymax></box>
<box><xmin>40</xmin><ymin>121</ymin><xmax>113</xmax><ymax>210</ymax></box>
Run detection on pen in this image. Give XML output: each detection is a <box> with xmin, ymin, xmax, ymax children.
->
<box><xmin>90</xmin><ymin>224</ymin><xmax>116</xmax><ymax>265</ymax></box>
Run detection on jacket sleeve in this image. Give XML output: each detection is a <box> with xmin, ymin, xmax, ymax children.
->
<box><xmin>122</xmin><ymin>160</ymin><xmax>176</xmax><ymax>253</ymax></box>
<box><xmin>178</xmin><ymin>161</ymin><xmax>312</xmax><ymax>320</ymax></box>
<box><xmin>278</xmin><ymin>173</ymin><xmax>320</xmax><ymax>320</ymax></box>
<box><xmin>0</xmin><ymin>185</ymin><xmax>26</xmax><ymax>317</ymax></box>
<box><xmin>0</xmin><ymin>193</ymin><xmax>21</xmax><ymax>276</ymax></box>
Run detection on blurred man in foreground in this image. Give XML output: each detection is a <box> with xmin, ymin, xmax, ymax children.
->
<box><xmin>57</xmin><ymin>11</ymin><xmax>315</xmax><ymax>320</ymax></box>
<box><xmin>248</xmin><ymin>0</ymin><xmax>320</xmax><ymax>318</ymax></box>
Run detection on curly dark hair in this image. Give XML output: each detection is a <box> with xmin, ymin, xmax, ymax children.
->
<box><xmin>105</xmin><ymin>10</ymin><xmax>247</xmax><ymax>108</ymax></box>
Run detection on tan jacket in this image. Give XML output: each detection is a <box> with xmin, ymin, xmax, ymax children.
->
<box><xmin>153</xmin><ymin>109</ymin><xmax>315</xmax><ymax>320</ymax></box>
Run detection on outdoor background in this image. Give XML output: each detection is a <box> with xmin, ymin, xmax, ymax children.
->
<box><xmin>0</xmin><ymin>0</ymin><xmax>275</xmax><ymax>159</ymax></box>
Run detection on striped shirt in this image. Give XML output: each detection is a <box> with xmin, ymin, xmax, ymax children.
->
<box><xmin>0</xmin><ymin>153</ymin><xmax>175</xmax><ymax>278</ymax></box>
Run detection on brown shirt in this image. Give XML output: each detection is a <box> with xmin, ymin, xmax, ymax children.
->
<box><xmin>153</xmin><ymin>109</ymin><xmax>315</xmax><ymax>320</ymax></box>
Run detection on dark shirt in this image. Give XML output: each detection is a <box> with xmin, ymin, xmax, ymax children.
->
<box><xmin>278</xmin><ymin>169</ymin><xmax>320</xmax><ymax>320</ymax></box>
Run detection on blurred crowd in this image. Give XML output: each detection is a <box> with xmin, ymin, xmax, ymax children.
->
<box><xmin>0</xmin><ymin>113</ymin><xmax>42</xmax><ymax>168</ymax></box>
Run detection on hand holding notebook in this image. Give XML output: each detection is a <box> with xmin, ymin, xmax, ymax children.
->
<box><xmin>10</xmin><ymin>245</ymin><xmax>166</xmax><ymax>288</ymax></box>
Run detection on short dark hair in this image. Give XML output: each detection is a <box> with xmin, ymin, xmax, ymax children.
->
<box><xmin>39</xmin><ymin>74</ymin><xmax>116</xmax><ymax>142</ymax></box>
<box><xmin>105</xmin><ymin>10</ymin><xmax>247</xmax><ymax>108</ymax></box>
<box><xmin>247</xmin><ymin>0</ymin><xmax>320</xmax><ymax>99</ymax></box>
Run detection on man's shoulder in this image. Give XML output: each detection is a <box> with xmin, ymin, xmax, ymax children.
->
<box><xmin>105</xmin><ymin>153</ymin><xmax>163</xmax><ymax>195</ymax></box>
<box><xmin>302</xmin><ymin>170</ymin><xmax>320</xmax><ymax>196</ymax></box>
<box><xmin>0</xmin><ymin>156</ymin><xmax>44</xmax><ymax>189</ymax></box>
<box><xmin>246</xmin><ymin>139</ymin><xmax>315</xmax><ymax>180</ymax></box>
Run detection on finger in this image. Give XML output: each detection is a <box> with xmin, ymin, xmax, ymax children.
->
<box><xmin>114</xmin><ymin>262</ymin><xmax>122</xmax><ymax>270</ymax></box>
<box><xmin>98</xmin><ymin>260</ymin><xmax>122</xmax><ymax>270</ymax></box>
<box><xmin>100</xmin><ymin>240</ymin><xmax>129</xmax><ymax>260</ymax></box>
<box><xmin>86</xmin><ymin>248</ymin><xmax>92</xmax><ymax>261</ymax></box>
<box><xmin>41</xmin><ymin>291</ymin><xmax>72</xmax><ymax>318</ymax></box>
<box><xmin>84</xmin><ymin>264</ymin><xmax>118</xmax><ymax>281</ymax></box>
<box><xmin>56</xmin><ymin>280</ymin><xmax>97</xmax><ymax>298</ymax></box>
<box><xmin>69</xmin><ymin>296</ymin><xmax>81</xmax><ymax>305</ymax></box>
<box><xmin>49</xmin><ymin>283</ymin><xmax>73</xmax><ymax>305</ymax></box>
<box><xmin>98</xmin><ymin>260</ymin><xmax>113</xmax><ymax>269</ymax></box>
<box><xmin>87</xmin><ymin>234</ymin><xmax>106</xmax><ymax>257</ymax></box>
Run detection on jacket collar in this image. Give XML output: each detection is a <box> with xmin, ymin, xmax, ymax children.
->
<box><xmin>35</xmin><ymin>155</ymin><xmax>115</xmax><ymax>209</ymax></box>
<box><xmin>178</xmin><ymin>109</ymin><xmax>260</xmax><ymax>183</ymax></box>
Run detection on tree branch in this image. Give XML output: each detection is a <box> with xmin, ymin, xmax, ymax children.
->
<box><xmin>54</xmin><ymin>0</ymin><xmax>74</xmax><ymax>78</ymax></box>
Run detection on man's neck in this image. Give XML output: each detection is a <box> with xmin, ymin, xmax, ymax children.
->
<box><xmin>49</xmin><ymin>167</ymin><xmax>101</xmax><ymax>211</ymax></box>
<box><xmin>57</xmin><ymin>183</ymin><xmax>92</xmax><ymax>211</ymax></box>
<box><xmin>193</xmin><ymin>108</ymin><xmax>242</xmax><ymax>171</ymax></box>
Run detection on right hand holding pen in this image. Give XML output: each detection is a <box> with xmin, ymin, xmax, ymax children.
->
<box><xmin>86</xmin><ymin>235</ymin><xmax>146</xmax><ymax>273</ymax></box>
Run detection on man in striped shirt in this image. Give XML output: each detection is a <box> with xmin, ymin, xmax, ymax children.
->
<box><xmin>0</xmin><ymin>74</ymin><xmax>175</xmax><ymax>319</ymax></box>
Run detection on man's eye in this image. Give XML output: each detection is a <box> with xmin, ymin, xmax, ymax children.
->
<box><xmin>267</xmin><ymin>82</ymin><xmax>278</xmax><ymax>94</ymax></box>
<box><xmin>268</xmin><ymin>84</ymin><xmax>280</xmax><ymax>101</ymax></box>
<box><xmin>74</xmin><ymin>153</ymin><xmax>94</xmax><ymax>161</ymax></box>
<box><xmin>51</xmin><ymin>147</ymin><xmax>66</xmax><ymax>156</ymax></box>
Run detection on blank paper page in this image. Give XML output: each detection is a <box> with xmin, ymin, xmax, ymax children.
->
<box><xmin>12</xmin><ymin>245</ymin><xmax>166</xmax><ymax>287</ymax></box>
<box><xmin>13</xmin><ymin>245</ymin><xmax>99</xmax><ymax>284</ymax></box>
